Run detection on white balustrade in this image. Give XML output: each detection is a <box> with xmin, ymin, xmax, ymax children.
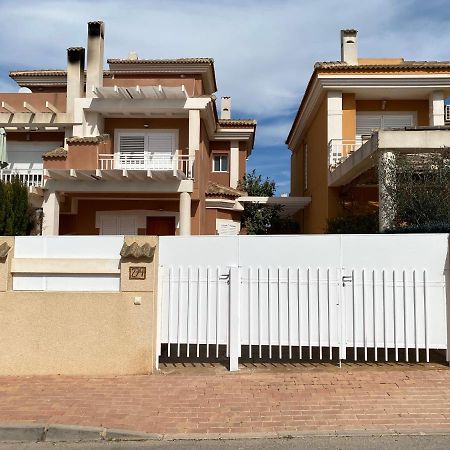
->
<box><xmin>0</xmin><ymin>169</ymin><xmax>43</xmax><ymax>187</ymax></box>
<box><xmin>328</xmin><ymin>139</ymin><xmax>365</xmax><ymax>170</ymax></box>
<box><xmin>98</xmin><ymin>152</ymin><xmax>194</xmax><ymax>179</ymax></box>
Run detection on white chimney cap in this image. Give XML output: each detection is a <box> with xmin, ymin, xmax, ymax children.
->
<box><xmin>128</xmin><ymin>51</ymin><xmax>138</xmax><ymax>61</ymax></box>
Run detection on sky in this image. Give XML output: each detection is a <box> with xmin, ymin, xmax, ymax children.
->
<box><xmin>1</xmin><ymin>0</ymin><xmax>450</xmax><ymax>194</ymax></box>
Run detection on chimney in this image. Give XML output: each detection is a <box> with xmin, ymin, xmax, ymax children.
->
<box><xmin>66</xmin><ymin>47</ymin><xmax>85</xmax><ymax>115</ymax></box>
<box><xmin>340</xmin><ymin>29</ymin><xmax>358</xmax><ymax>65</ymax></box>
<box><xmin>86</xmin><ymin>21</ymin><xmax>105</xmax><ymax>98</ymax></box>
<box><xmin>221</xmin><ymin>96</ymin><xmax>231</xmax><ymax>119</ymax></box>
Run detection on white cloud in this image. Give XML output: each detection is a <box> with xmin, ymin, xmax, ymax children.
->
<box><xmin>2</xmin><ymin>0</ymin><xmax>449</xmax><ymax>119</ymax></box>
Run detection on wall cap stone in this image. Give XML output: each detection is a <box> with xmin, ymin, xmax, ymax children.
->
<box><xmin>120</xmin><ymin>242</ymin><xmax>155</xmax><ymax>261</ymax></box>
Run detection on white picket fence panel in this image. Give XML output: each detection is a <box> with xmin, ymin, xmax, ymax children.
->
<box><xmin>158</xmin><ymin>234</ymin><xmax>450</xmax><ymax>370</ymax></box>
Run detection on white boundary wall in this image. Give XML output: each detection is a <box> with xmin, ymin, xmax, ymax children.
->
<box><xmin>158</xmin><ymin>234</ymin><xmax>450</xmax><ymax>370</ymax></box>
<box><xmin>13</xmin><ymin>236</ymin><xmax>123</xmax><ymax>291</ymax></box>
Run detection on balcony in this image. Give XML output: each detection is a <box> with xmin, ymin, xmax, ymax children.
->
<box><xmin>328</xmin><ymin>128</ymin><xmax>450</xmax><ymax>187</ymax></box>
<box><xmin>0</xmin><ymin>169</ymin><xmax>43</xmax><ymax>187</ymax></box>
<box><xmin>98</xmin><ymin>153</ymin><xmax>194</xmax><ymax>180</ymax></box>
<box><xmin>328</xmin><ymin>139</ymin><xmax>367</xmax><ymax>169</ymax></box>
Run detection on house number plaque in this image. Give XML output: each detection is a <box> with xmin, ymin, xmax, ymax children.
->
<box><xmin>129</xmin><ymin>266</ymin><xmax>146</xmax><ymax>280</ymax></box>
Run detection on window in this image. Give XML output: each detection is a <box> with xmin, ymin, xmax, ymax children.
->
<box><xmin>213</xmin><ymin>154</ymin><xmax>229</xmax><ymax>172</ymax></box>
<box><xmin>115</xmin><ymin>130</ymin><xmax>177</xmax><ymax>170</ymax></box>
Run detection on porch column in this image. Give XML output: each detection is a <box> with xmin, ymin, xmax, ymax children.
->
<box><xmin>230</xmin><ymin>140</ymin><xmax>239</xmax><ymax>188</ymax></box>
<box><xmin>327</xmin><ymin>91</ymin><xmax>343</xmax><ymax>166</ymax></box>
<box><xmin>179</xmin><ymin>191</ymin><xmax>191</xmax><ymax>236</ymax></box>
<box><xmin>189</xmin><ymin>109</ymin><xmax>200</xmax><ymax>154</ymax></box>
<box><xmin>42</xmin><ymin>190</ymin><xmax>60</xmax><ymax>236</ymax></box>
<box><xmin>378</xmin><ymin>151</ymin><xmax>396</xmax><ymax>232</ymax></box>
<box><xmin>429</xmin><ymin>91</ymin><xmax>445</xmax><ymax>126</ymax></box>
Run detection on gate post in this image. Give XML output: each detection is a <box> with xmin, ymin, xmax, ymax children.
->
<box><xmin>446</xmin><ymin>236</ymin><xmax>450</xmax><ymax>365</ymax></box>
<box><xmin>229</xmin><ymin>266</ymin><xmax>240</xmax><ymax>371</ymax></box>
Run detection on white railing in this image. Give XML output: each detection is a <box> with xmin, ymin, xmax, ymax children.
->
<box><xmin>98</xmin><ymin>153</ymin><xmax>195</xmax><ymax>179</ymax></box>
<box><xmin>328</xmin><ymin>139</ymin><xmax>365</xmax><ymax>170</ymax></box>
<box><xmin>0</xmin><ymin>169</ymin><xmax>43</xmax><ymax>187</ymax></box>
<box><xmin>445</xmin><ymin>105</ymin><xmax>450</xmax><ymax>122</ymax></box>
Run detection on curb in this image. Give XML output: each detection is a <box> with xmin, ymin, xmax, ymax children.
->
<box><xmin>1</xmin><ymin>423</ymin><xmax>450</xmax><ymax>443</ymax></box>
<box><xmin>0</xmin><ymin>424</ymin><xmax>162</xmax><ymax>443</ymax></box>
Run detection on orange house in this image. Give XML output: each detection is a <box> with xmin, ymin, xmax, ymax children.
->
<box><xmin>0</xmin><ymin>21</ymin><xmax>256</xmax><ymax>236</ymax></box>
<box><xmin>287</xmin><ymin>29</ymin><xmax>450</xmax><ymax>233</ymax></box>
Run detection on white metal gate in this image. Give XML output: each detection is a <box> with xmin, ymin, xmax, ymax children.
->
<box><xmin>157</xmin><ymin>234</ymin><xmax>450</xmax><ymax>371</ymax></box>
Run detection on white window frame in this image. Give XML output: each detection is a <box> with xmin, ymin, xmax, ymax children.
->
<box><xmin>114</xmin><ymin>129</ymin><xmax>179</xmax><ymax>169</ymax></box>
<box><xmin>212</xmin><ymin>153</ymin><xmax>229</xmax><ymax>173</ymax></box>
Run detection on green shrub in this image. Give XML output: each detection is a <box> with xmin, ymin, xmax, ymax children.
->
<box><xmin>326</xmin><ymin>212</ymin><xmax>379</xmax><ymax>234</ymax></box>
<box><xmin>0</xmin><ymin>177</ymin><xmax>32</xmax><ymax>236</ymax></box>
<box><xmin>384</xmin><ymin>222</ymin><xmax>450</xmax><ymax>233</ymax></box>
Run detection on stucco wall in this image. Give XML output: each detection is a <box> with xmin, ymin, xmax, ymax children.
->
<box><xmin>0</xmin><ymin>236</ymin><xmax>158</xmax><ymax>376</ymax></box>
<box><xmin>0</xmin><ymin>291</ymin><xmax>155</xmax><ymax>376</ymax></box>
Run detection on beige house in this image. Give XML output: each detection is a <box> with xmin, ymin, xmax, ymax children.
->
<box><xmin>0</xmin><ymin>21</ymin><xmax>256</xmax><ymax>236</ymax></box>
<box><xmin>287</xmin><ymin>29</ymin><xmax>450</xmax><ymax>233</ymax></box>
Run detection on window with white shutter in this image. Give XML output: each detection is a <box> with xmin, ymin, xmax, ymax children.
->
<box><xmin>118</xmin><ymin>134</ymin><xmax>146</xmax><ymax>168</ymax></box>
<box><xmin>382</xmin><ymin>114</ymin><xmax>414</xmax><ymax>129</ymax></box>
<box><xmin>356</xmin><ymin>113</ymin><xmax>414</xmax><ymax>139</ymax></box>
<box><xmin>116</xmin><ymin>130</ymin><xmax>177</xmax><ymax>170</ymax></box>
<box><xmin>356</xmin><ymin>114</ymin><xmax>383</xmax><ymax>138</ymax></box>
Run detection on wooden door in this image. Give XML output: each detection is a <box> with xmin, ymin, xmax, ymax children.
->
<box><xmin>146</xmin><ymin>216</ymin><xmax>176</xmax><ymax>236</ymax></box>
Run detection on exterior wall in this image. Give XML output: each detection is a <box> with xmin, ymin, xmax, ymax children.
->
<box><xmin>104</xmin><ymin>118</ymin><xmax>189</xmax><ymax>154</ymax></box>
<box><xmin>59</xmin><ymin>197</ymin><xmax>180</xmax><ymax>235</ymax></box>
<box><xmin>291</xmin><ymin>97</ymin><xmax>331</xmax><ymax>233</ymax></box>
<box><xmin>356</xmin><ymin>99</ymin><xmax>429</xmax><ymax>126</ymax></box>
<box><xmin>342</xmin><ymin>93</ymin><xmax>356</xmax><ymax>142</ymax></box>
<box><xmin>0</xmin><ymin>236</ymin><xmax>158</xmax><ymax>376</ymax></box>
<box><xmin>239</xmin><ymin>144</ymin><xmax>247</xmax><ymax>182</ymax></box>
<box><xmin>103</xmin><ymin>75</ymin><xmax>203</xmax><ymax>96</ymax></box>
<box><xmin>0</xmin><ymin>92</ymin><xmax>67</xmax><ymax>113</ymax></box>
<box><xmin>209</xmin><ymin>141</ymin><xmax>231</xmax><ymax>186</ymax></box>
<box><xmin>341</xmin><ymin>186</ymin><xmax>378</xmax><ymax>214</ymax></box>
<box><xmin>5</xmin><ymin>132</ymin><xmax>64</xmax><ymax>143</ymax></box>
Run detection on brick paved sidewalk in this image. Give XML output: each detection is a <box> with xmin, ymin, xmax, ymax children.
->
<box><xmin>0</xmin><ymin>363</ymin><xmax>450</xmax><ymax>435</ymax></box>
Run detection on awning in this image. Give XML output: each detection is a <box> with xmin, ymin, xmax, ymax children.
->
<box><xmin>0</xmin><ymin>128</ymin><xmax>7</xmax><ymax>168</ymax></box>
<box><xmin>237</xmin><ymin>196</ymin><xmax>311</xmax><ymax>216</ymax></box>
<box><xmin>93</xmin><ymin>85</ymin><xmax>188</xmax><ymax>100</ymax></box>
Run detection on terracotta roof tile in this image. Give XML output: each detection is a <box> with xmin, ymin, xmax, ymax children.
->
<box><xmin>218</xmin><ymin>119</ymin><xmax>257</xmax><ymax>128</ymax></box>
<box><xmin>42</xmin><ymin>147</ymin><xmax>67</xmax><ymax>159</ymax></box>
<box><xmin>315</xmin><ymin>60</ymin><xmax>450</xmax><ymax>70</ymax></box>
<box><xmin>206</xmin><ymin>182</ymin><xmax>246</xmax><ymax>198</ymax></box>
<box><xmin>107</xmin><ymin>58</ymin><xmax>214</xmax><ymax>65</ymax></box>
<box><xmin>9</xmin><ymin>70</ymin><xmax>111</xmax><ymax>78</ymax></box>
<box><xmin>66</xmin><ymin>134</ymin><xmax>110</xmax><ymax>144</ymax></box>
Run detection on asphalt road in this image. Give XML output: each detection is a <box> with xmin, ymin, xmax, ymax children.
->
<box><xmin>1</xmin><ymin>434</ymin><xmax>450</xmax><ymax>450</ymax></box>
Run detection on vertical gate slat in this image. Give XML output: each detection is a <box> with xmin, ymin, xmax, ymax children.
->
<box><xmin>298</xmin><ymin>268</ymin><xmax>302</xmax><ymax>359</ymax></box>
<box><xmin>278</xmin><ymin>268</ymin><xmax>282</xmax><ymax>359</ymax></box>
<box><xmin>424</xmin><ymin>270</ymin><xmax>429</xmax><ymax>363</ymax></box>
<box><xmin>403</xmin><ymin>270</ymin><xmax>408</xmax><ymax>363</ymax></box>
<box><xmin>373</xmin><ymin>270</ymin><xmax>377</xmax><ymax>362</ymax></box>
<box><xmin>249</xmin><ymin>267</ymin><xmax>252</xmax><ymax>359</ymax></box>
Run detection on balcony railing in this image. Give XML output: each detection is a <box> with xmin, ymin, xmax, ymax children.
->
<box><xmin>0</xmin><ymin>169</ymin><xmax>43</xmax><ymax>187</ymax></box>
<box><xmin>98</xmin><ymin>153</ymin><xmax>195</xmax><ymax>179</ymax></box>
<box><xmin>328</xmin><ymin>139</ymin><xmax>366</xmax><ymax>170</ymax></box>
<box><xmin>445</xmin><ymin>105</ymin><xmax>450</xmax><ymax>122</ymax></box>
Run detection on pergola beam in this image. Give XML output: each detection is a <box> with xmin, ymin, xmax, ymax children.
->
<box><xmin>45</xmin><ymin>101</ymin><xmax>60</xmax><ymax>114</ymax></box>
<box><xmin>23</xmin><ymin>102</ymin><xmax>39</xmax><ymax>114</ymax></box>
<box><xmin>1</xmin><ymin>101</ymin><xmax>15</xmax><ymax>113</ymax></box>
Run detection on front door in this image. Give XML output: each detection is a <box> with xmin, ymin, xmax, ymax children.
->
<box><xmin>146</xmin><ymin>216</ymin><xmax>176</xmax><ymax>236</ymax></box>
